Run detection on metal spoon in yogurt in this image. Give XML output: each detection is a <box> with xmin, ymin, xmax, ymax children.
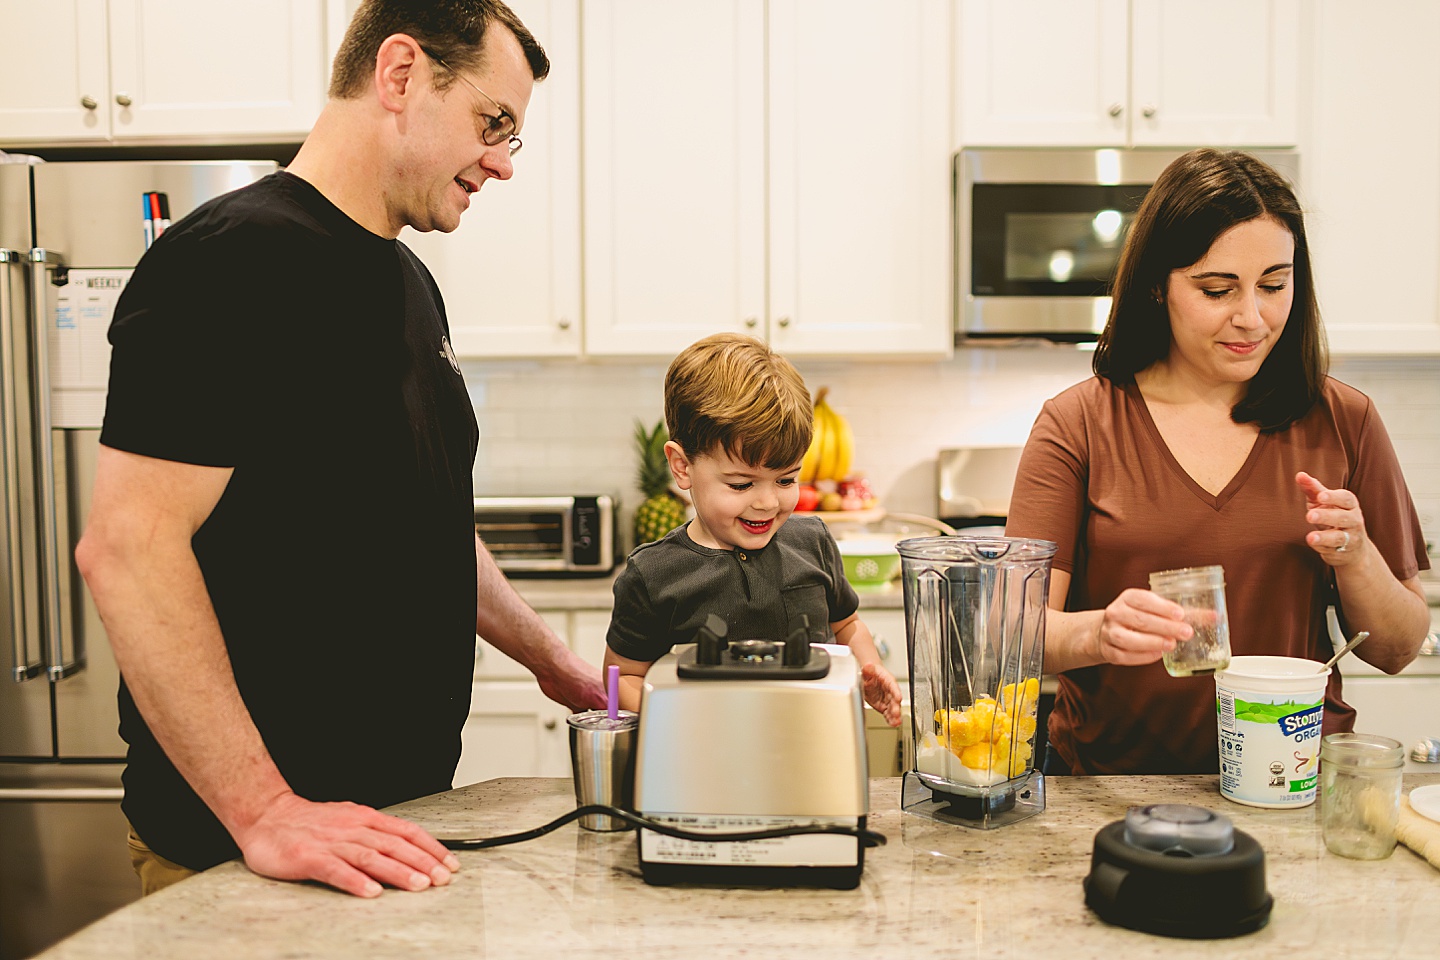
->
<box><xmin>1320</xmin><ymin>631</ymin><xmax>1371</xmax><ymax>672</ymax></box>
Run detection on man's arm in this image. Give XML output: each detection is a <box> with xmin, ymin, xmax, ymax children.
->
<box><xmin>472</xmin><ymin>534</ymin><xmax>605</xmax><ymax>711</ymax></box>
<box><xmin>76</xmin><ymin>445</ymin><xmax>458</xmax><ymax>897</ymax></box>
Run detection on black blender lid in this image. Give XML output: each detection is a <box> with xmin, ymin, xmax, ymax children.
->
<box><xmin>1084</xmin><ymin>804</ymin><xmax>1272</xmax><ymax>939</ymax></box>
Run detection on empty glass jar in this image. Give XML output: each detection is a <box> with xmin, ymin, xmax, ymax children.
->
<box><xmin>1148</xmin><ymin>565</ymin><xmax>1232</xmax><ymax>677</ymax></box>
<box><xmin>1319</xmin><ymin>732</ymin><xmax>1405</xmax><ymax>860</ymax></box>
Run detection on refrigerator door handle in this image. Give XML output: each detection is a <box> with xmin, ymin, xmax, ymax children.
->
<box><xmin>1</xmin><ymin>249</ymin><xmax>42</xmax><ymax>682</ymax></box>
<box><xmin>28</xmin><ymin>248</ymin><xmax>82</xmax><ymax>681</ymax></box>
<box><xmin>0</xmin><ymin>786</ymin><xmax>125</xmax><ymax>801</ymax></box>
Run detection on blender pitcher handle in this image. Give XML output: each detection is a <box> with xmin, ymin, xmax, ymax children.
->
<box><xmin>918</xmin><ymin>569</ymin><xmax>973</xmax><ymax>704</ymax></box>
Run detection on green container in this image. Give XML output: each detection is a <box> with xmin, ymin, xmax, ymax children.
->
<box><xmin>837</xmin><ymin>540</ymin><xmax>901</xmax><ymax>586</ymax></box>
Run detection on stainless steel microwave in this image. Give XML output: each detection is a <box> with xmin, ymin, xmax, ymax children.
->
<box><xmin>473</xmin><ymin>495</ymin><xmax>616</xmax><ymax>575</ymax></box>
<box><xmin>956</xmin><ymin>148</ymin><xmax>1300</xmax><ymax>341</ymax></box>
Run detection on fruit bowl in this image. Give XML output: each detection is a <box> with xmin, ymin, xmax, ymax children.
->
<box><xmin>836</xmin><ymin>538</ymin><xmax>902</xmax><ymax>587</ymax></box>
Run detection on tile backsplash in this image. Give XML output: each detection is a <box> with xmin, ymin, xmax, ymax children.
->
<box><xmin>464</xmin><ymin>347</ymin><xmax>1439</xmax><ymax>556</ymax></box>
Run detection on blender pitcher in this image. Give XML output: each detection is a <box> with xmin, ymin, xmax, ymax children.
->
<box><xmin>898</xmin><ymin>535</ymin><xmax>1055</xmax><ymax>829</ymax></box>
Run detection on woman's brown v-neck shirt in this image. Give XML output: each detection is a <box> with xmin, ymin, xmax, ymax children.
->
<box><xmin>1007</xmin><ymin>377</ymin><xmax>1429</xmax><ymax>774</ymax></box>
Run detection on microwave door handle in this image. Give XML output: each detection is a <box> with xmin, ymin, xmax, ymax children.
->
<box><xmin>0</xmin><ymin>251</ymin><xmax>42</xmax><ymax>681</ymax></box>
<box><xmin>28</xmin><ymin>250</ymin><xmax>80</xmax><ymax>680</ymax></box>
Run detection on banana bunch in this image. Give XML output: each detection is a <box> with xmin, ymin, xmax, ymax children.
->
<box><xmin>799</xmin><ymin>387</ymin><xmax>854</xmax><ymax>483</ymax></box>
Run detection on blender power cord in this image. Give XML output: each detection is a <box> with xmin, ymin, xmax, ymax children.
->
<box><xmin>440</xmin><ymin>804</ymin><xmax>888</xmax><ymax>850</ymax></box>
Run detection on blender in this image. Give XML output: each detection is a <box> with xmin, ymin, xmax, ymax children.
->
<box><xmin>898</xmin><ymin>535</ymin><xmax>1055</xmax><ymax>829</ymax></box>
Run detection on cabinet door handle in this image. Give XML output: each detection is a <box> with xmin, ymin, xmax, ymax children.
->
<box><xmin>1142</xmin><ymin>104</ymin><xmax>1157</xmax><ymax>119</ymax></box>
<box><xmin>115</xmin><ymin>93</ymin><xmax>133</xmax><ymax>108</ymax></box>
<box><xmin>1107</xmin><ymin>103</ymin><xmax>1123</xmax><ymax>118</ymax></box>
<box><xmin>80</xmin><ymin>95</ymin><xmax>97</xmax><ymax>110</ymax></box>
<box><xmin>776</xmin><ymin>316</ymin><xmax>791</xmax><ymax>329</ymax></box>
<box><xmin>544</xmin><ymin>718</ymin><xmax>557</xmax><ymax>730</ymax></box>
<box><xmin>557</xmin><ymin>317</ymin><xmax>571</xmax><ymax>330</ymax></box>
<box><xmin>744</xmin><ymin>316</ymin><xmax>757</xmax><ymax>329</ymax></box>
<box><xmin>876</xmin><ymin>638</ymin><xmax>891</xmax><ymax>661</ymax></box>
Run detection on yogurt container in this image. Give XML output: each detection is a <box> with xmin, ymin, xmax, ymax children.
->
<box><xmin>1215</xmin><ymin>656</ymin><xmax>1330</xmax><ymax>808</ymax></box>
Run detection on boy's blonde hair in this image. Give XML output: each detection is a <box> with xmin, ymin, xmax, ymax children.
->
<box><xmin>664</xmin><ymin>334</ymin><xmax>812</xmax><ymax>469</ymax></box>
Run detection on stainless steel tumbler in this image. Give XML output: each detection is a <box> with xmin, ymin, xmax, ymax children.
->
<box><xmin>567</xmin><ymin>710</ymin><xmax>638</xmax><ymax>831</ymax></box>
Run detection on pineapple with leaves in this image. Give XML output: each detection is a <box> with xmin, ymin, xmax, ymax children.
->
<box><xmin>632</xmin><ymin>419</ymin><xmax>687</xmax><ymax>545</ymax></box>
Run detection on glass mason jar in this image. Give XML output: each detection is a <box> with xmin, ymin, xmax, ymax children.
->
<box><xmin>1319</xmin><ymin>733</ymin><xmax>1405</xmax><ymax>860</ymax></box>
<box><xmin>1148</xmin><ymin>565</ymin><xmax>1232</xmax><ymax>677</ymax></box>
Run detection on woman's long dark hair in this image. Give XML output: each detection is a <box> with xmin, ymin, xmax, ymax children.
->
<box><xmin>1092</xmin><ymin>149</ymin><xmax>1328</xmax><ymax>432</ymax></box>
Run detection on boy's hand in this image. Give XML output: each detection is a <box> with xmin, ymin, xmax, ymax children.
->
<box><xmin>860</xmin><ymin>663</ymin><xmax>903</xmax><ymax>727</ymax></box>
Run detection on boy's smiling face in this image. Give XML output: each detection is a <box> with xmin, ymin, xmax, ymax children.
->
<box><xmin>666</xmin><ymin>442</ymin><xmax>802</xmax><ymax>552</ymax></box>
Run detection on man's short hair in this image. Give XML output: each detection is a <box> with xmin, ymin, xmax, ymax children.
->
<box><xmin>329</xmin><ymin>0</ymin><xmax>549</xmax><ymax>100</ymax></box>
<box><xmin>664</xmin><ymin>334</ymin><xmax>813</xmax><ymax>471</ymax></box>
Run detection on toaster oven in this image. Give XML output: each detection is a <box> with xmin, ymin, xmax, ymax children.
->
<box><xmin>473</xmin><ymin>495</ymin><xmax>616</xmax><ymax>575</ymax></box>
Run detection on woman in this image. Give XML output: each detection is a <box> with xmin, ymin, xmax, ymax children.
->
<box><xmin>1006</xmin><ymin>148</ymin><xmax>1431</xmax><ymax>776</ymax></box>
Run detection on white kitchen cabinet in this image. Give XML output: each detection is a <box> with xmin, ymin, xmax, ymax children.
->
<box><xmin>454</xmin><ymin>681</ymin><xmax>572</xmax><ymax>785</ymax></box>
<box><xmin>956</xmin><ymin>0</ymin><xmax>1299</xmax><ymax>148</ymax></box>
<box><xmin>401</xmin><ymin>0</ymin><xmax>583</xmax><ymax>358</ymax></box>
<box><xmin>457</xmin><ymin>606</ymin><xmax>603</xmax><ymax>786</ymax></box>
<box><xmin>764</xmin><ymin>0</ymin><xmax>951</xmax><ymax>357</ymax></box>
<box><xmin>0</xmin><ymin>0</ymin><xmax>326</xmax><ymax>145</ymax></box>
<box><xmin>1302</xmin><ymin>1</ymin><xmax>1440</xmax><ymax>354</ymax></box>
<box><xmin>581</xmin><ymin>0</ymin><xmax>951</xmax><ymax>359</ymax></box>
<box><xmin>1326</xmin><ymin>605</ymin><xmax>1440</xmax><ymax>774</ymax></box>
<box><xmin>580</xmin><ymin>0</ymin><xmax>766</xmax><ymax>357</ymax></box>
<box><xmin>864</xmin><ymin>607</ymin><xmax>909</xmax><ymax>682</ymax></box>
<box><xmin>458</xmin><ymin>609</ymin><xmax>575</xmax><ymax>785</ymax></box>
<box><xmin>570</xmin><ymin>610</ymin><xmax>611</xmax><ymax>671</ymax></box>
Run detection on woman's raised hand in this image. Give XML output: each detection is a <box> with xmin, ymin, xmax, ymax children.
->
<box><xmin>1296</xmin><ymin>471</ymin><xmax>1366</xmax><ymax>567</ymax></box>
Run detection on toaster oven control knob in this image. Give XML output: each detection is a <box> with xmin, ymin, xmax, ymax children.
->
<box><xmin>695</xmin><ymin>614</ymin><xmax>729</xmax><ymax>665</ymax></box>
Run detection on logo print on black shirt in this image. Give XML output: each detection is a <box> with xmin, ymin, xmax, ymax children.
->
<box><xmin>440</xmin><ymin>336</ymin><xmax>461</xmax><ymax>375</ymax></box>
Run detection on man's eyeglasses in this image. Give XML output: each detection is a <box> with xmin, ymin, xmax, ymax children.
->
<box><xmin>421</xmin><ymin>47</ymin><xmax>522</xmax><ymax>156</ymax></box>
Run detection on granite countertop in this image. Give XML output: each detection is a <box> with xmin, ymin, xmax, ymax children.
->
<box><xmin>39</xmin><ymin>774</ymin><xmax>1440</xmax><ymax>959</ymax></box>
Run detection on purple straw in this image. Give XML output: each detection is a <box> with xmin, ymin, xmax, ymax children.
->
<box><xmin>607</xmin><ymin>664</ymin><xmax>619</xmax><ymax>721</ymax></box>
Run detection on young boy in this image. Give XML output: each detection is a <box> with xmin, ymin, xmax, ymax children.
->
<box><xmin>604</xmin><ymin>333</ymin><xmax>903</xmax><ymax>726</ymax></box>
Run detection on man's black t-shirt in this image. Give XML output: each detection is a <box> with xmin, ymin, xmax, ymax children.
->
<box><xmin>101</xmin><ymin>172</ymin><xmax>480</xmax><ymax>870</ymax></box>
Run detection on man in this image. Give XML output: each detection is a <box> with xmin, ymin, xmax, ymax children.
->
<box><xmin>75</xmin><ymin>0</ymin><xmax>603</xmax><ymax>899</ymax></box>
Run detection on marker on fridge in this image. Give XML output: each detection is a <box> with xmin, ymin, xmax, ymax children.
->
<box><xmin>142</xmin><ymin>192</ymin><xmax>154</xmax><ymax>249</ymax></box>
<box><xmin>148</xmin><ymin>192</ymin><xmax>164</xmax><ymax>238</ymax></box>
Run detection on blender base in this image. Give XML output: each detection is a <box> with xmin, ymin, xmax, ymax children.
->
<box><xmin>901</xmin><ymin>770</ymin><xmax>1046</xmax><ymax>830</ymax></box>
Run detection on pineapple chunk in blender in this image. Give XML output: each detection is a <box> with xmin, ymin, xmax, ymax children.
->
<box><xmin>934</xmin><ymin>707</ymin><xmax>986</xmax><ymax>749</ymax></box>
<box><xmin>1001</xmin><ymin>677</ymin><xmax>1040</xmax><ymax>714</ymax></box>
<box><xmin>930</xmin><ymin>678</ymin><xmax>1043</xmax><ymax>778</ymax></box>
<box><xmin>959</xmin><ymin>737</ymin><xmax>1034</xmax><ymax>776</ymax></box>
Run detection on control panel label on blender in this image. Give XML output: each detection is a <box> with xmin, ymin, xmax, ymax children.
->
<box><xmin>640</xmin><ymin>815</ymin><xmax>859</xmax><ymax>866</ymax></box>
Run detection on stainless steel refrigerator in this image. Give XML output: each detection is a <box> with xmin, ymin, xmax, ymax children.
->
<box><xmin>0</xmin><ymin>159</ymin><xmax>275</xmax><ymax>960</ymax></box>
